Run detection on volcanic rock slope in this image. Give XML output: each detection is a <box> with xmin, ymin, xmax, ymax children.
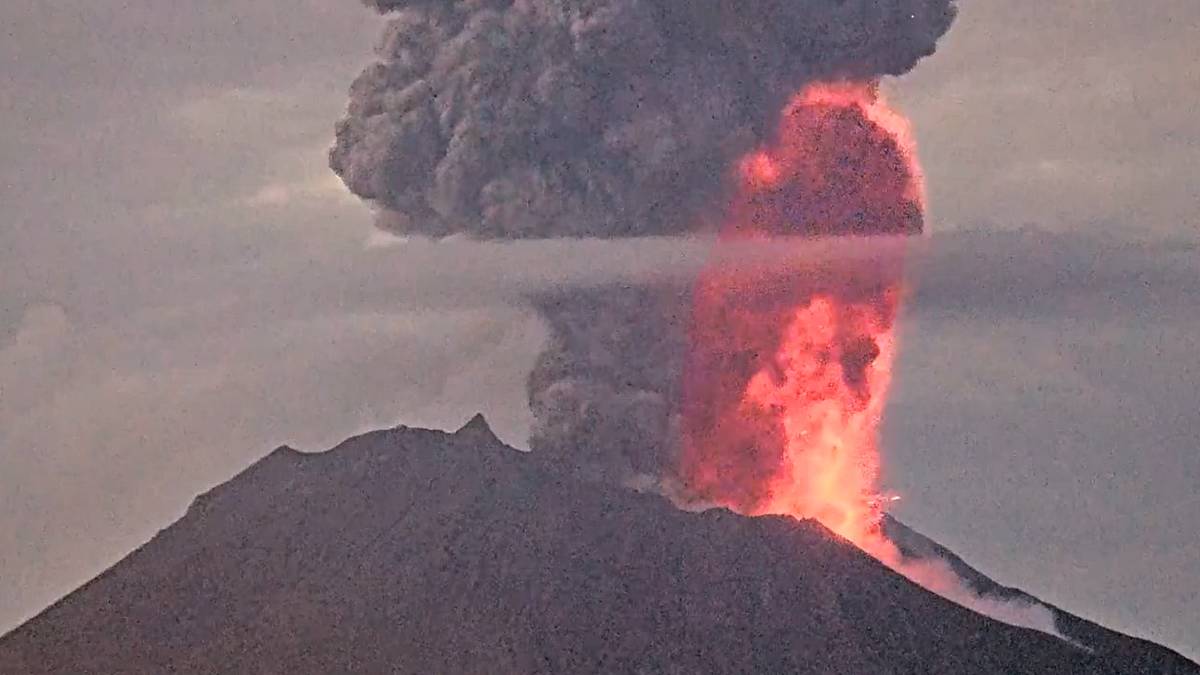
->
<box><xmin>2</xmin><ymin>415</ymin><xmax>1195</xmax><ymax>674</ymax></box>
<box><xmin>881</xmin><ymin>515</ymin><xmax>1199</xmax><ymax>674</ymax></box>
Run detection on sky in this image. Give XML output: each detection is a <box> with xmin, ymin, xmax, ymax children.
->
<box><xmin>1</xmin><ymin>0</ymin><xmax>1198</xmax><ymax>660</ymax></box>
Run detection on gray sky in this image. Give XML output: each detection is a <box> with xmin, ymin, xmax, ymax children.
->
<box><xmin>1</xmin><ymin>0</ymin><xmax>1197</xmax><ymax>660</ymax></box>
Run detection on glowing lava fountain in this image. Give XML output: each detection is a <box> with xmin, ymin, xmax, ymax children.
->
<box><xmin>680</xmin><ymin>81</ymin><xmax>923</xmax><ymax>558</ymax></box>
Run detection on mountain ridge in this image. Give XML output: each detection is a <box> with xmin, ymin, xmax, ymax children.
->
<box><xmin>1</xmin><ymin>415</ymin><xmax>1195</xmax><ymax>674</ymax></box>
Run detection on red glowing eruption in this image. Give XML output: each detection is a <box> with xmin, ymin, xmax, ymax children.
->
<box><xmin>680</xmin><ymin>81</ymin><xmax>923</xmax><ymax>553</ymax></box>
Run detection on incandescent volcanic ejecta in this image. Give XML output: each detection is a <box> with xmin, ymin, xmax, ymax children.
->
<box><xmin>331</xmin><ymin>0</ymin><xmax>957</xmax><ymax>568</ymax></box>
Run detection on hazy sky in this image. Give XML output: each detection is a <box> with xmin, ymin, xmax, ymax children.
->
<box><xmin>1</xmin><ymin>0</ymin><xmax>1197</xmax><ymax>660</ymax></box>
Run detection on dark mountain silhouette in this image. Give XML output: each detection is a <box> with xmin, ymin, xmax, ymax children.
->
<box><xmin>1</xmin><ymin>416</ymin><xmax>1195</xmax><ymax>674</ymax></box>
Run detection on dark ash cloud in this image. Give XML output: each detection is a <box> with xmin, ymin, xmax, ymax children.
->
<box><xmin>526</xmin><ymin>284</ymin><xmax>690</xmax><ymax>479</ymax></box>
<box><xmin>331</xmin><ymin>0</ymin><xmax>956</xmax><ymax>238</ymax></box>
<box><xmin>328</xmin><ymin>0</ymin><xmax>958</xmax><ymax>484</ymax></box>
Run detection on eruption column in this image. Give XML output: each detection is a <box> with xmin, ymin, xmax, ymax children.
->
<box><xmin>680</xmin><ymin>82</ymin><xmax>922</xmax><ymax>556</ymax></box>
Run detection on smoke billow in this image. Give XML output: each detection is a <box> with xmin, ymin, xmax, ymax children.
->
<box><xmin>331</xmin><ymin>0</ymin><xmax>956</xmax><ymax>238</ymax></box>
<box><xmin>526</xmin><ymin>284</ymin><xmax>691</xmax><ymax>479</ymax></box>
<box><xmin>332</xmin><ymin>0</ymin><xmax>956</xmax><ymax>477</ymax></box>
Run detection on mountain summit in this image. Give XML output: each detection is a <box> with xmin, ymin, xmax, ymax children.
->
<box><xmin>455</xmin><ymin>412</ymin><xmax>503</xmax><ymax>447</ymax></box>
<box><xmin>1</xmin><ymin>416</ymin><xmax>1195</xmax><ymax>674</ymax></box>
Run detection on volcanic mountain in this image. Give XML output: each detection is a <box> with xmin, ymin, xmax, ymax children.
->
<box><xmin>1</xmin><ymin>415</ymin><xmax>1195</xmax><ymax>674</ymax></box>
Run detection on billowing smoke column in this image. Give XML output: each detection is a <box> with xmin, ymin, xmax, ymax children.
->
<box><xmin>525</xmin><ymin>285</ymin><xmax>690</xmax><ymax>480</ymax></box>
<box><xmin>335</xmin><ymin>0</ymin><xmax>960</xmax><ymax>575</ymax></box>
<box><xmin>331</xmin><ymin>0</ymin><xmax>956</xmax><ymax>480</ymax></box>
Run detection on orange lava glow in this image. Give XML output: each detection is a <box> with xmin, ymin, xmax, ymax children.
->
<box><xmin>744</xmin><ymin>293</ymin><xmax>898</xmax><ymax>543</ymax></box>
<box><xmin>680</xmin><ymin>81</ymin><xmax>923</xmax><ymax>554</ymax></box>
<box><xmin>789</xmin><ymin>81</ymin><xmax>926</xmax><ymax>210</ymax></box>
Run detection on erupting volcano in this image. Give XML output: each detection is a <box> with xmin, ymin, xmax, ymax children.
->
<box><xmin>6</xmin><ymin>2</ymin><xmax>1198</xmax><ymax>669</ymax></box>
<box><xmin>680</xmin><ymin>81</ymin><xmax>923</xmax><ymax>558</ymax></box>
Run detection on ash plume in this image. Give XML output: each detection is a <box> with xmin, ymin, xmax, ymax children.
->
<box><xmin>331</xmin><ymin>0</ymin><xmax>956</xmax><ymax>238</ymax></box>
<box><xmin>526</xmin><ymin>284</ymin><xmax>691</xmax><ymax>479</ymax></box>
<box><xmin>332</xmin><ymin>0</ymin><xmax>957</xmax><ymax>478</ymax></box>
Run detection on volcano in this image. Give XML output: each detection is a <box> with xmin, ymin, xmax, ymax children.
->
<box><xmin>1</xmin><ymin>415</ymin><xmax>1194</xmax><ymax>674</ymax></box>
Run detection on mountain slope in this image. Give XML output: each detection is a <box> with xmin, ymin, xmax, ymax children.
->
<box><xmin>1</xmin><ymin>416</ymin><xmax>1194</xmax><ymax>674</ymax></box>
<box><xmin>882</xmin><ymin>515</ymin><xmax>1198</xmax><ymax>674</ymax></box>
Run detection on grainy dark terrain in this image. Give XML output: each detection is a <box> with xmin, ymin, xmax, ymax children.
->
<box><xmin>2</xmin><ymin>415</ymin><xmax>1195</xmax><ymax>674</ymax></box>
